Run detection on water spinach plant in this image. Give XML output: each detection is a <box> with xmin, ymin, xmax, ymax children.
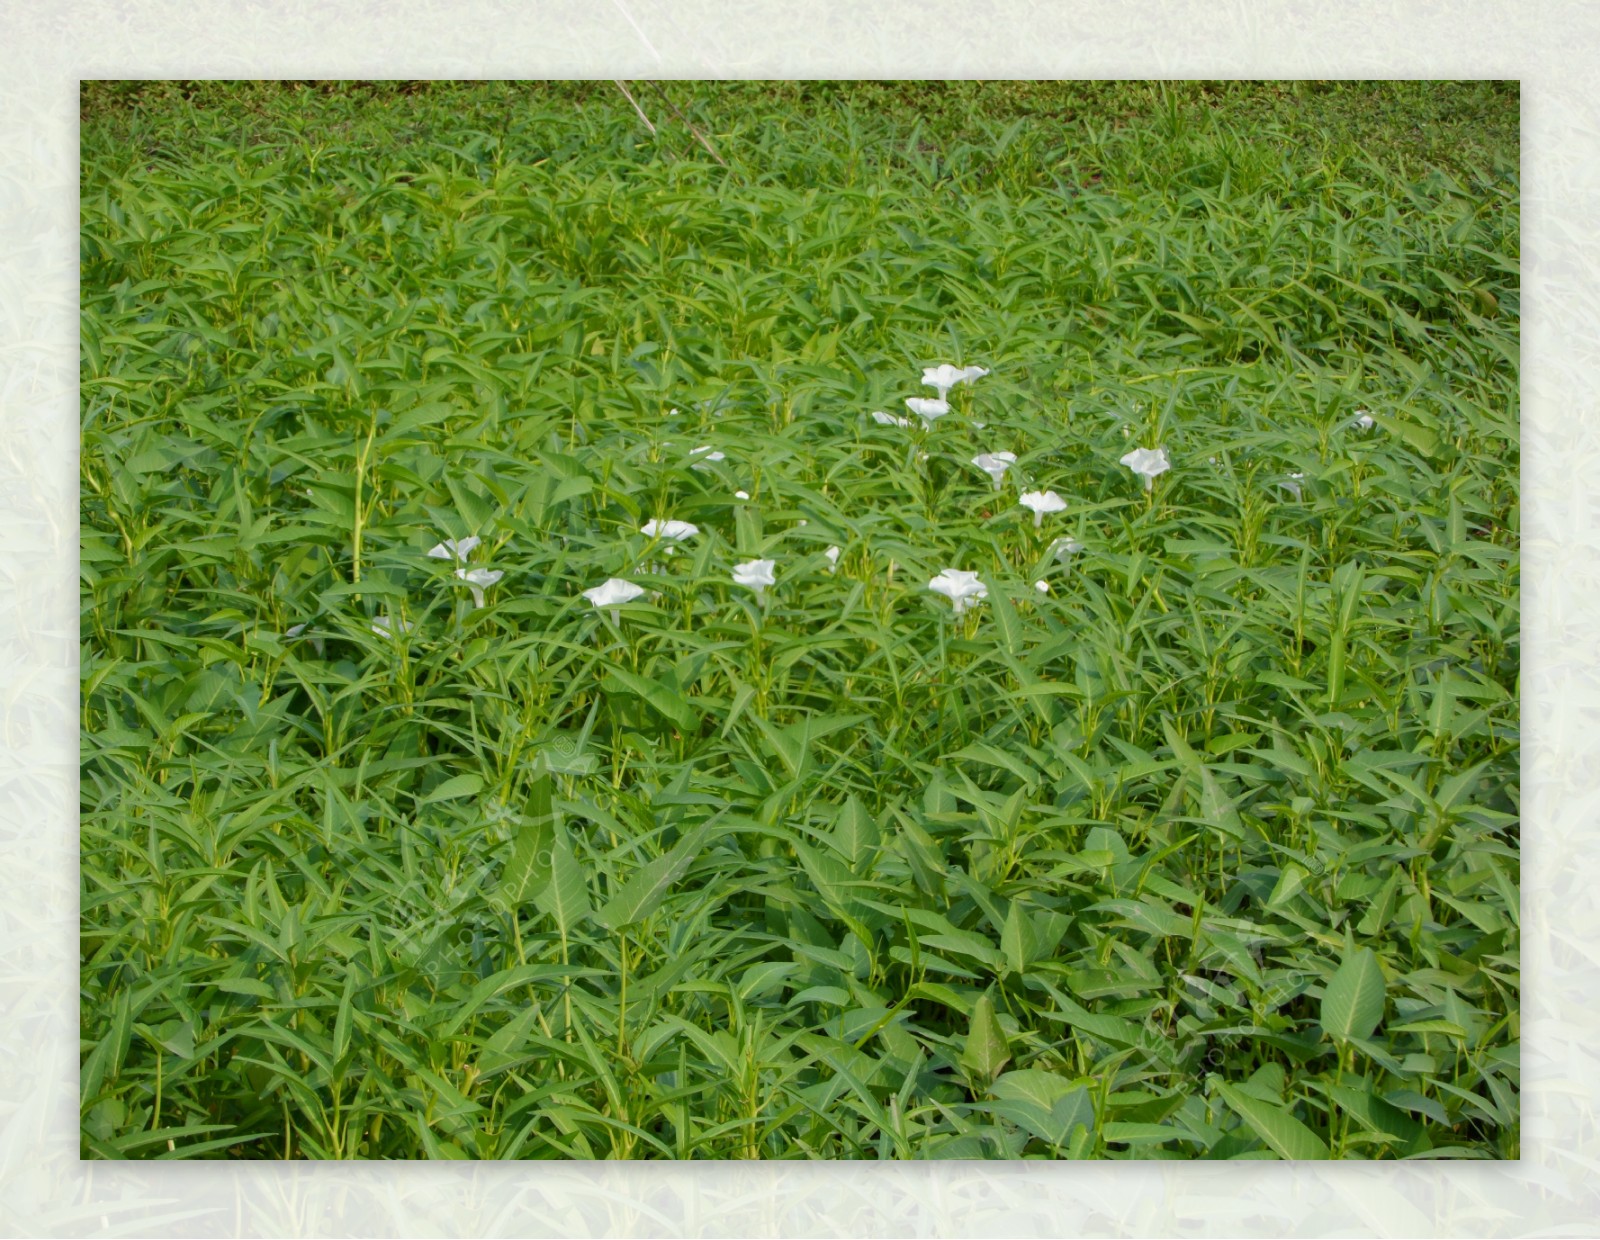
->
<box><xmin>80</xmin><ymin>81</ymin><xmax>1518</xmax><ymax>1159</ymax></box>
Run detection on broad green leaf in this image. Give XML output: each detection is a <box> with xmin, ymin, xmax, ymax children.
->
<box><xmin>988</xmin><ymin>580</ymin><xmax>1025</xmax><ymax>655</ymax></box>
<box><xmin>593</xmin><ymin>823</ymin><xmax>711</xmax><ymax>930</ymax></box>
<box><xmin>1001</xmin><ymin>900</ymin><xmax>1038</xmax><ymax>975</ymax></box>
<box><xmin>602</xmin><ymin>666</ymin><xmax>700</xmax><ymax>730</ymax></box>
<box><xmin>534</xmin><ymin>824</ymin><xmax>591</xmax><ymax>937</ymax></box>
<box><xmin>960</xmin><ymin>991</ymin><xmax>1011</xmax><ymax>1084</ymax></box>
<box><xmin>831</xmin><ymin>794</ymin><xmax>880</xmax><ymax>869</ymax></box>
<box><xmin>496</xmin><ymin>776</ymin><xmax>555</xmax><ymax>912</ymax></box>
<box><xmin>1215</xmin><ymin>1081</ymin><xmax>1330</xmax><ymax>1160</ymax></box>
<box><xmin>1328</xmin><ymin>1083</ymin><xmax>1431</xmax><ymax>1156</ymax></box>
<box><xmin>1320</xmin><ymin>946</ymin><xmax>1386</xmax><ymax>1043</ymax></box>
<box><xmin>421</xmin><ymin>773</ymin><xmax>484</xmax><ymax>803</ymax></box>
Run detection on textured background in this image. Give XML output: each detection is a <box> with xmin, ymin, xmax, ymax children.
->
<box><xmin>4</xmin><ymin>2</ymin><xmax>1583</xmax><ymax>1235</ymax></box>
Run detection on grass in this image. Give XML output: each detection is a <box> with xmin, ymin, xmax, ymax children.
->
<box><xmin>80</xmin><ymin>80</ymin><xmax>1519</xmax><ymax>1160</ymax></box>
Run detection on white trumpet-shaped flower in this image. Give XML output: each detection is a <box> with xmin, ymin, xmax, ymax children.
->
<box><xmin>583</xmin><ymin>577</ymin><xmax>646</xmax><ymax>625</ymax></box>
<box><xmin>428</xmin><ymin>535</ymin><xmax>480</xmax><ymax>562</ymax></box>
<box><xmin>734</xmin><ymin>490</ymin><xmax>750</xmax><ymax>501</ymax></box>
<box><xmin>689</xmin><ymin>446</ymin><xmax>725</xmax><ymax>466</ymax></box>
<box><xmin>1035</xmin><ymin>580</ymin><xmax>1051</xmax><ymax>594</ymax></box>
<box><xmin>1121</xmin><ymin>446</ymin><xmax>1171</xmax><ymax>490</ymax></box>
<box><xmin>641</xmin><ymin>518</ymin><xmax>699</xmax><ymax>541</ymax></box>
<box><xmin>1351</xmin><ymin>410</ymin><xmax>1376</xmax><ymax>430</ymax></box>
<box><xmin>732</xmin><ymin>558</ymin><xmax>777</xmax><ymax>600</ymax></box>
<box><xmin>1019</xmin><ymin>489</ymin><xmax>1067</xmax><ymax>528</ymax></box>
<box><xmin>929</xmin><ymin>568</ymin><xmax>988</xmax><ymax>616</ymax></box>
<box><xmin>455</xmin><ymin>567</ymin><xmax>504</xmax><ymax>608</ymax></box>
<box><xmin>1279</xmin><ymin>472</ymin><xmax>1306</xmax><ymax>501</ymax></box>
<box><xmin>905</xmin><ymin>397</ymin><xmax>950</xmax><ymax>423</ymax></box>
<box><xmin>1048</xmin><ymin>535</ymin><xmax>1085</xmax><ymax>561</ymax></box>
<box><xmin>971</xmin><ymin>451</ymin><xmax>1017</xmax><ymax>490</ymax></box>
<box><xmin>922</xmin><ymin>363</ymin><xmax>989</xmax><ymax>401</ymax></box>
<box><xmin>871</xmin><ymin>410</ymin><xmax>913</xmax><ymax>428</ymax></box>
<box><xmin>371</xmin><ymin>615</ymin><xmax>413</xmax><ymax>639</ymax></box>
<box><xmin>824</xmin><ymin>546</ymin><xmax>841</xmax><ymax>572</ymax></box>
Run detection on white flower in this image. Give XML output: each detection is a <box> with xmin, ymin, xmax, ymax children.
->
<box><xmin>371</xmin><ymin>615</ymin><xmax>413</xmax><ymax>639</ymax></box>
<box><xmin>428</xmin><ymin>535</ymin><xmax>480</xmax><ymax>561</ymax></box>
<box><xmin>732</xmin><ymin>558</ymin><xmax>777</xmax><ymax>600</ymax></box>
<box><xmin>1279</xmin><ymin>472</ymin><xmax>1306</xmax><ymax>501</ymax></box>
<box><xmin>905</xmin><ymin>397</ymin><xmax>950</xmax><ymax>423</ymax></box>
<box><xmin>922</xmin><ymin>363</ymin><xmax>989</xmax><ymax>401</ymax></box>
<box><xmin>871</xmin><ymin>410</ymin><xmax>913</xmax><ymax>428</ymax></box>
<box><xmin>690</xmin><ymin>446</ymin><xmax>725</xmax><ymax>466</ymax></box>
<box><xmin>1048</xmin><ymin>536</ymin><xmax>1084</xmax><ymax>561</ymax></box>
<box><xmin>642</xmin><ymin>518</ymin><xmax>699</xmax><ymax>541</ymax></box>
<box><xmin>734</xmin><ymin>490</ymin><xmax>750</xmax><ymax>501</ymax></box>
<box><xmin>1120</xmin><ymin>446</ymin><xmax>1171</xmax><ymax>490</ymax></box>
<box><xmin>1351</xmin><ymin>410</ymin><xmax>1376</xmax><ymax>430</ymax></box>
<box><xmin>583</xmin><ymin>577</ymin><xmax>645</xmax><ymax>625</ymax></box>
<box><xmin>929</xmin><ymin>568</ymin><xmax>988</xmax><ymax>616</ymax></box>
<box><xmin>971</xmin><ymin>451</ymin><xmax>1017</xmax><ymax>490</ymax></box>
<box><xmin>824</xmin><ymin>546</ymin><xmax>841</xmax><ymax>572</ymax></box>
<box><xmin>915</xmin><ymin>451</ymin><xmax>929</xmax><ymax>465</ymax></box>
<box><xmin>667</xmin><ymin>407</ymin><xmax>680</xmax><ymax>417</ymax></box>
<box><xmin>455</xmin><ymin>566</ymin><xmax>504</xmax><ymax>608</ymax></box>
<box><xmin>1035</xmin><ymin>580</ymin><xmax>1050</xmax><ymax>594</ymax></box>
<box><xmin>1019</xmin><ymin>489</ymin><xmax>1067</xmax><ymax>528</ymax></box>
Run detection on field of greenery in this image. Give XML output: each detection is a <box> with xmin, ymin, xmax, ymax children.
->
<box><xmin>79</xmin><ymin>81</ymin><xmax>1520</xmax><ymax>1160</ymax></box>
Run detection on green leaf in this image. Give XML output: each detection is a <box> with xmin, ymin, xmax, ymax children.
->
<box><xmin>476</xmin><ymin>1004</ymin><xmax>545</xmax><ymax>1077</ymax></box>
<box><xmin>988</xmin><ymin>580</ymin><xmax>1025</xmax><ymax>655</ymax></box>
<box><xmin>421</xmin><ymin>773</ymin><xmax>484</xmax><ymax>803</ymax></box>
<box><xmin>496</xmin><ymin>776</ymin><xmax>555</xmax><ymax>912</ymax></box>
<box><xmin>534</xmin><ymin>823</ymin><xmax>590</xmax><ymax>936</ymax></box>
<box><xmin>960</xmin><ymin>990</ymin><xmax>1011</xmax><ymax>1084</ymax></box>
<box><xmin>985</xmin><ymin>1072</ymin><xmax>1094</xmax><ymax>1150</ymax></box>
<box><xmin>831</xmin><ymin>794</ymin><xmax>880</xmax><ymax>869</ymax></box>
<box><xmin>1215</xmin><ymin>1081</ymin><xmax>1330</xmax><ymax>1160</ymax></box>
<box><xmin>602</xmin><ymin>666</ymin><xmax>700</xmax><ymax>730</ymax></box>
<box><xmin>593</xmin><ymin>823</ymin><xmax>711</xmax><ymax>931</ymax></box>
<box><xmin>1320</xmin><ymin>945</ymin><xmax>1386</xmax><ymax>1043</ymax></box>
<box><xmin>1327</xmin><ymin>1083</ymin><xmax>1431</xmax><ymax>1156</ymax></box>
<box><xmin>1371</xmin><ymin>413</ymin><xmax>1439</xmax><ymax>458</ymax></box>
<box><xmin>1001</xmin><ymin>900</ymin><xmax>1038</xmax><ymax>975</ymax></box>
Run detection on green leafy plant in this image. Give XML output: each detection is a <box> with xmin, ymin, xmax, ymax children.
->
<box><xmin>80</xmin><ymin>79</ymin><xmax>1519</xmax><ymax>1160</ymax></box>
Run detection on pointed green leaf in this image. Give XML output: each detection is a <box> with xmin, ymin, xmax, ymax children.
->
<box><xmin>1001</xmin><ymin>901</ymin><xmax>1038</xmax><ymax>975</ymax></box>
<box><xmin>534</xmin><ymin>823</ymin><xmax>590</xmax><ymax>936</ymax></box>
<box><xmin>988</xmin><ymin>579</ymin><xmax>1025</xmax><ymax>655</ymax></box>
<box><xmin>1216</xmin><ymin>1081</ymin><xmax>1330</xmax><ymax>1160</ymax></box>
<box><xmin>496</xmin><ymin>776</ymin><xmax>555</xmax><ymax>912</ymax></box>
<box><xmin>832</xmin><ymin>794</ymin><xmax>880</xmax><ymax>869</ymax></box>
<box><xmin>960</xmin><ymin>991</ymin><xmax>1011</xmax><ymax>1084</ymax></box>
<box><xmin>593</xmin><ymin>823</ymin><xmax>710</xmax><ymax>930</ymax></box>
<box><xmin>421</xmin><ymin>772</ymin><xmax>484</xmax><ymax>804</ymax></box>
<box><xmin>602</xmin><ymin>666</ymin><xmax>699</xmax><ymax>730</ymax></box>
<box><xmin>1320</xmin><ymin>945</ymin><xmax>1386</xmax><ymax>1043</ymax></box>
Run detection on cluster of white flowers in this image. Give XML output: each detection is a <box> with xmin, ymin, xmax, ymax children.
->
<box><xmin>297</xmin><ymin>378</ymin><xmax>1394</xmax><ymax>646</ymax></box>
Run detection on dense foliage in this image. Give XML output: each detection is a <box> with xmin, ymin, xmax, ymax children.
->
<box><xmin>80</xmin><ymin>81</ymin><xmax>1519</xmax><ymax>1158</ymax></box>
